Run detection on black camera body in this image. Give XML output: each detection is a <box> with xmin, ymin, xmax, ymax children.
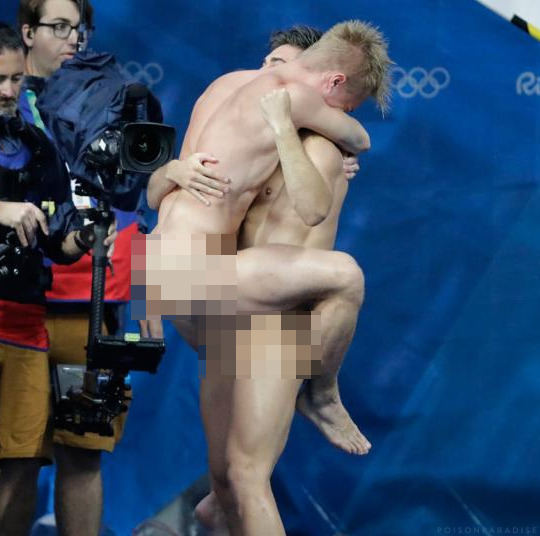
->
<box><xmin>52</xmin><ymin>332</ymin><xmax>165</xmax><ymax>437</ymax></box>
<box><xmin>36</xmin><ymin>52</ymin><xmax>177</xmax><ymax>211</ymax></box>
<box><xmin>86</xmin><ymin>121</ymin><xmax>176</xmax><ymax>176</ymax></box>
<box><xmin>0</xmin><ymin>117</ymin><xmax>56</xmax><ymax>299</ymax></box>
<box><xmin>0</xmin><ymin>229</ymin><xmax>52</xmax><ymax>298</ymax></box>
<box><xmin>52</xmin><ymin>365</ymin><xmax>129</xmax><ymax>437</ymax></box>
<box><xmin>52</xmin><ymin>335</ymin><xmax>165</xmax><ymax>437</ymax></box>
<box><xmin>80</xmin><ymin>85</ymin><xmax>176</xmax><ymax>206</ymax></box>
<box><xmin>87</xmin><ymin>82</ymin><xmax>176</xmax><ymax>175</ymax></box>
<box><xmin>52</xmin><ymin>334</ymin><xmax>165</xmax><ymax>436</ymax></box>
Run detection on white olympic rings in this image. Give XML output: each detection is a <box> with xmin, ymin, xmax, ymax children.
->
<box><xmin>392</xmin><ymin>66</ymin><xmax>451</xmax><ymax>99</ymax></box>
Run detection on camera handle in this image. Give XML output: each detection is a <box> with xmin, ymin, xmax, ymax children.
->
<box><xmin>79</xmin><ymin>199</ymin><xmax>114</xmax><ymax>369</ymax></box>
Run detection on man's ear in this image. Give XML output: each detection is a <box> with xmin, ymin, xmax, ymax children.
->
<box><xmin>21</xmin><ymin>24</ymin><xmax>34</xmax><ymax>49</ymax></box>
<box><xmin>331</xmin><ymin>73</ymin><xmax>347</xmax><ymax>87</ymax></box>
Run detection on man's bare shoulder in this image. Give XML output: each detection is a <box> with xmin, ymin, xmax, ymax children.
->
<box><xmin>214</xmin><ymin>69</ymin><xmax>260</xmax><ymax>87</ymax></box>
<box><xmin>200</xmin><ymin>69</ymin><xmax>260</xmax><ymax>99</ymax></box>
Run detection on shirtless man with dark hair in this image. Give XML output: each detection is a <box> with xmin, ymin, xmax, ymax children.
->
<box><xmin>145</xmin><ymin>20</ymin><xmax>391</xmax><ymax>534</ymax></box>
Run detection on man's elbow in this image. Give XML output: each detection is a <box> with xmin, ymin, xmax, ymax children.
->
<box><xmin>356</xmin><ymin>131</ymin><xmax>371</xmax><ymax>153</ymax></box>
<box><xmin>297</xmin><ymin>199</ymin><xmax>332</xmax><ymax>227</ymax></box>
<box><xmin>303</xmin><ymin>212</ymin><xmax>326</xmax><ymax>227</ymax></box>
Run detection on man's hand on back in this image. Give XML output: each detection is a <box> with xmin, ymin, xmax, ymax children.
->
<box><xmin>0</xmin><ymin>200</ymin><xmax>49</xmax><ymax>247</ymax></box>
<box><xmin>165</xmin><ymin>154</ymin><xmax>231</xmax><ymax>206</ymax></box>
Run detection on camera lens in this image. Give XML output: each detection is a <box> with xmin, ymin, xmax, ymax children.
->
<box><xmin>129</xmin><ymin>129</ymin><xmax>161</xmax><ymax>165</ymax></box>
<box><xmin>120</xmin><ymin>122</ymin><xmax>176</xmax><ymax>174</ymax></box>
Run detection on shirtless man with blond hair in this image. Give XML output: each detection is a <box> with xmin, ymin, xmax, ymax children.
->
<box><xmin>146</xmin><ymin>20</ymin><xmax>391</xmax><ymax>534</ymax></box>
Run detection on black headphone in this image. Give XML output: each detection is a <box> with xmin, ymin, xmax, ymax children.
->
<box><xmin>26</xmin><ymin>28</ymin><xmax>33</xmax><ymax>38</ymax></box>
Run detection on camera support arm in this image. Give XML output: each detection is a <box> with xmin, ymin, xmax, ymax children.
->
<box><xmin>79</xmin><ymin>198</ymin><xmax>114</xmax><ymax>369</ymax></box>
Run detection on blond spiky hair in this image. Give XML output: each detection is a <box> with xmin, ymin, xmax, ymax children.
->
<box><xmin>300</xmin><ymin>20</ymin><xmax>393</xmax><ymax>114</ymax></box>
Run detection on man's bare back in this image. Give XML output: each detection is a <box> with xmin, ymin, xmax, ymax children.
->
<box><xmin>155</xmin><ymin>70</ymin><xmax>286</xmax><ymax>237</ymax></box>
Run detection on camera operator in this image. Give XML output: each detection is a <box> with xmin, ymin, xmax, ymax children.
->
<box><xmin>0</xmin><ymin>23</ymin><xmax>116</xmax><ymax>536</ymax></box>
<box><xmin>16</xmin><ymin>1</ymin><xmax>151</xmax><ymax>535</ymax></box>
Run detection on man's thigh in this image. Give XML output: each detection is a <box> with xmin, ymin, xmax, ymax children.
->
<box><xmin>236</xmin><ymin>245</ymin><xmax>351</xmax><ymax>312</ymax></box>
<box><xmin>0</xmin><ymin>343</ymin><xmax>53</xmax><ymax>463</ymax></box>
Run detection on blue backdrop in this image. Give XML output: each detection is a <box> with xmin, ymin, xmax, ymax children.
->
<box><xmin>3</xmin><ymin>0</ymin><xmax>540</xmax><ymax>534</ymax></box>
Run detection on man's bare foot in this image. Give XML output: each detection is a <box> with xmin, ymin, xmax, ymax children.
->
<box><xmin>296</xmin><ymin>381</ymin><xmax>371</xmax><ymax>455</ymax></box>
<box><xmin>195</xmin><ymin>491</ymin><xmax>229</xmax><ymax>535</ymax></box>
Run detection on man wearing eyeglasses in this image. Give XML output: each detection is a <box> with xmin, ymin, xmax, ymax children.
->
<box><xmin>6</xmin><ymin>2</ymin><xmax>125</xmax><ymax>536</ymax></box>
<box><xmin>19</xmin><ymin>1</ymin><xmax>89</xmax><ymax>78</ymax></box>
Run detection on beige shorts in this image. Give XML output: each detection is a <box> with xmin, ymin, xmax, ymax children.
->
<box><xmin>0</xmin><ymin>342</ymin><xmax>53</xmax><ymax>463</ymax></box>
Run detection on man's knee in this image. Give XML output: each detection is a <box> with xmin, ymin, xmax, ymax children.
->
<box><xmin>334</xmin><ymin>253</ymin><xmax>365</xmax><ymax>306</ymax></box>
<box><xmin>212</xmin><ymin>455</ymin><xmax>268</xmax><ymax>503</ymax></box>
<box><xmin>55</xmin><ymin>445</ymin><xmax>102</xmax><ymax>474</ymax></box>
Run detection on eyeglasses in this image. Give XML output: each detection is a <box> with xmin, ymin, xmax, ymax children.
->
<box><xmin>35</xmin><ymin>21</ymin><xmax>94</xmax><ymax>41</ymax></box>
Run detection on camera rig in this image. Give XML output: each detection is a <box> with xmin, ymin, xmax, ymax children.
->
<box><xmin>52</xmin><ymin>188</ymin><xmax>165</xmax><ymax>437</ymax></box>
<box><xmin>47</xmin><ymin>27</ymin><xmax>175</xmax><ymax>435</ymax></box>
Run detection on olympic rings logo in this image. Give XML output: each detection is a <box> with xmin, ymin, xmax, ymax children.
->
<box><xmin>392</xmin><ymin>67</ymin><xmax>451</xmax><ymax>99</ymax></box>
<box><xmin>118</xmin><ymin>61</ymin><xmax>164</xmax><ymax>88</ymax></box>
<box><xmin>516</xmin><ymin>72</ymin><xmax>540</xmax><ymax>96</ymax></box>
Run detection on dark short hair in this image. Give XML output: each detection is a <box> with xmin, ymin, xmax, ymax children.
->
<box><xmin>18</xmin><ymin>0</ymin><xmax>94</xmax><ymax>31</ymax></box>
<box><xmin>0</xmin><ymin>22</ymin><xmax>24</xmax><ymax>55</ymax></box>
<box><xmin>269</xmin><ymin>25</ymin><xmax>323</xmax><ymax>52</ymax></box>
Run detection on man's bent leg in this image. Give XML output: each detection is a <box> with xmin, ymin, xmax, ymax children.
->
<box><xmin>237</xmin><ymin>245</ymin><xmax>370</xmax><ymax>454</ymax></box>
<box><xmin>0</xmin><ymin>459</ymin><xmax>41</xmax><ymax>535</ymax></box>
<box><xmin>238</xmin><ymin>246</ymin><xmax>364</xmax><ymax>373</ymax></box>
<box><xmin>54</xmin><ymin>445</ymin><xmax>102</xmax><ymax>536</ymax></box>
